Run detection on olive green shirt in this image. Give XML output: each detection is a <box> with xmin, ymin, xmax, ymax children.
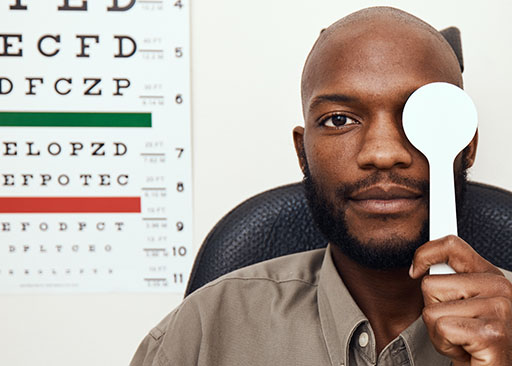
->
<box><xmin>130</xmin><ymin>246</ymin><xmax>510</xmax><ymax>366</ymax></box>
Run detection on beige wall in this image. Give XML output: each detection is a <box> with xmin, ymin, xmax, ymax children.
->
<box><xmin>2</xmin><ymin>1</ymin><xmax>512</xmax><ymax>365</ymax></box>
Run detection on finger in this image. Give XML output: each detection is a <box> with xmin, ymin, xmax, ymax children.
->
<box><xmin>423</xmin><ymin>296</ymin><xmax>512</xmax><ymax>322</ymax></box>
<box><xmin>433</xmin><ymin>316</ymin><xmax>510</xmax><ymax>366</ymax></box>
<box><xmin>410</xmin><ymin>235</ymin><xmax>502</xmax><ymax>278</ymax></box>
<box><xmin>421</xmin><ymin>273</ymin><xmax>512</xmax><ymax>305</ymax></box>
<box><xmin>428</xmin><ymin>316</ymin><xmax>471</xmax><ymax>364</ymax></box>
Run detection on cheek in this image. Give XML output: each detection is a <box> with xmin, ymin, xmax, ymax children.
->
<box><xmin>305</xmin><ymin>136</ymin><xmax>360</xmax><ymax>182</ymax></box>
<box><xmin>410</xmin><ymin>150</ymin><xmax>430</xmax><ymax>178</ymax></box>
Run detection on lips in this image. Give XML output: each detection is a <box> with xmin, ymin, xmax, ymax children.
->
<box><xmin>348</xmin><ymin>185</ymin><xmax>423</xmax><ymax>214</ymax></box>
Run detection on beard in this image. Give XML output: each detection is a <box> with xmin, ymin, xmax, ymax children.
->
<box><xmin>302</xmin><ymin>151</ymin><xmax>468</xmax><ymax>270</ymax></box>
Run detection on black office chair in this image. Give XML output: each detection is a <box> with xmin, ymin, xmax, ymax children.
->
<box><xmin>185</xmin><ymin>181</ymin><xmax>512</xmax><ymax>296</ymax></box>
<box><xmin>185</xmin><ymin>27</ymin><xmax>500</xmax><ymax>296</ymax></box>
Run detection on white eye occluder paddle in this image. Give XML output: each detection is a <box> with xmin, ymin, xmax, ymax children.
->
<box><xmin>402</xmin><ymin>82</ymin><xmax>478</xmax><ymax>275</ymax></box>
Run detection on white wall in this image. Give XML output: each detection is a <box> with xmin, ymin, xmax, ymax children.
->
<box><xmin>2</xmin><ymin>1</ymin><xmax>512</xmax><ymax>365</ymax></box>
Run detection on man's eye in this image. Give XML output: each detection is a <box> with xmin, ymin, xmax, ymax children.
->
<box><xmin>321</xmin><ymin>114</ymin><xmax>358</xmax><ymax>128</ymax></box>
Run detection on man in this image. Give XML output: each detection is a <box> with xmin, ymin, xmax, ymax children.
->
<box><xmin>131</xmin><ymin>7</ymin><xmax>512</xmax><ymax>366</ymax></box>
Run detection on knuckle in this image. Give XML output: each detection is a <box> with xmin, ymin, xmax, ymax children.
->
<box><xmin>421</xmin><ymin>275</ymin><xmax>433</xmax><ymax>293</ymax></box>
<box><xmin>433</xmin><ymin>316</ymin><xmax>449</xmax><ymax>337</ymax></box>
<box><xmin>422</xmin><ymin>305</ymin><xmax>436</xmax><ymax>324</ymax></box>
<box><xmin>482</xmin><ymin>320</ymin><xmax>506</xmax><ymax>342</ymax></box>
<box><xmin>492</xmin><ymin>296</ymin><xmax>512</xmax><ymax>319</ymax></box>
<box><xmin>490</xmin><ymin>276</ymin><xmax>512</xmax><ymax>298</ymax></box>
<box><xmin>445</xmin><ymin>235</ymin><xmax>459</xmax><ymax>248</ymax></box>
<box><xmin>499</xmin><ymin>277</ymin><xmax>512</xmax><ymax>298</ymax></box>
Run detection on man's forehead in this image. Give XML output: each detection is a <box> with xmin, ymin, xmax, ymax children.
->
<box><xmin>317</xmin><ymin>17</ymin><xmax>439</xmax><ymax>54</ymax></box>
<box><xmin>301</xmin><ymin>8</ymin><xmax>462</xmax><ymax>109</ymax></box>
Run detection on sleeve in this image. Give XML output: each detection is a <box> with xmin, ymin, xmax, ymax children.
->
<box><xmin>502</xmin><ymin>268</ymin><xmax>512</xmax><ymax>282</ymax></box>
<box><xmin>130</xmin><ymin>331</ymin><xmax>163</xmax><ymax>366</ymax></box>
<box><xmin>129</xmin><ymin>298</ymin><xmax>205</xmax><ymax>366</ymax></box>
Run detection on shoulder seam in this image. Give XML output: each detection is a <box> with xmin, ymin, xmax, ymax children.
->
<box><xmin>189</xmin><ymin>276</ymin><xmax>318</xmax><ymax>298</ymax></box>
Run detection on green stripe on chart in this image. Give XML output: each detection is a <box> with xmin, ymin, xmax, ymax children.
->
<box><xmin>0</xmin><ymin>112</ymin><xmax>152</xmax><ymax>127</ymax></box>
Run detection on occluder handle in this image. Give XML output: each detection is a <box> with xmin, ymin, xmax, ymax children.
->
<box><xmin>428</xmin><ymin>158</ymin><xmax>457</xmax><ymax>275</ymax></box>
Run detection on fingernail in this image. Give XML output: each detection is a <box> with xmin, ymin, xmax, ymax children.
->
<box><xmin>409</xmin><ymin>263</ymin><xmax>414</xmax><ymax>278</ymax></box>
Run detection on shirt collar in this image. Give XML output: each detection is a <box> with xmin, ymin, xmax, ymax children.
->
<box><xmin>317</xmin><ymin>244</ymin><xmax>450</xmax><ymax>366</ymax></box>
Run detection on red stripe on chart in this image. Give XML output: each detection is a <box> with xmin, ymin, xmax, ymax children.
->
<box><xmin>0</xmin><ymin>197</ymin><xmax>141</xmax><ymax>213</ymax></box>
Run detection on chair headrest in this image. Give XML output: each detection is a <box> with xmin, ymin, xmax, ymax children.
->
<box><xmin>440</xmin><ymin>26</ymin><xmax>464</xmax><ymax>72</ymax></box>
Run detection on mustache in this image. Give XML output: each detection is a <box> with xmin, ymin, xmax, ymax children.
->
<box><xmin>335</xmin><ymin>171</ymin><xmax>429</xmax><ymax>199</ymax></box>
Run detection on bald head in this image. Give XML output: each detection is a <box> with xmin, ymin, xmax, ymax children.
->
<box><xmin>301</xmin><ymin>7</ymin><xmax>463</xmax><ymax>112</ymax></box>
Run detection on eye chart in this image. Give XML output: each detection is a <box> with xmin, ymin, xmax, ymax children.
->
<box><xmin>0</xmin><ymin>0</ymin><xmax>192</xmax><ymax>293</ymax></box>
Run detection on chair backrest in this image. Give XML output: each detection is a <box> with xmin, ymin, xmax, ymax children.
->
<box><xmin>185</xmin><ymin>181</ymin><xmax>512</xmax><ymax>296</ymax></box>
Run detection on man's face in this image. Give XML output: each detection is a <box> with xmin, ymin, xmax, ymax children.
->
<box><xmin>294</xmin><ymin>20</ymin><xmax>475</xmax><ymax>269</ymax></box>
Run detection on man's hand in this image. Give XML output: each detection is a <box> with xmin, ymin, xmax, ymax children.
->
<box><xmin>409</xmin><ymin>235</ymin><xmax>512</xmax><ymax>366</ymax></box>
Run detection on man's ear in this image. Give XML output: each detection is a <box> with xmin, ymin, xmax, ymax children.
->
<box><xmin>293</xmin><ymin>126</ymin><xmax>307</xmax><ymax>175</ymax></box>
<box><xmin>465</xmin><ymin>129</ymin><xmax>478</xmax><ymax>168</ymax></box>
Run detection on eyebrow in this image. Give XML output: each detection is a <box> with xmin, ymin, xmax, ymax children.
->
<box><xmin>308</xmin><ymin>93</ymin><xmax>358</xmax><ymax>112</ymax></box>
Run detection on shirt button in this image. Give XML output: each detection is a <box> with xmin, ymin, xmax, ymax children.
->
<box><xmin>358</xmin><ymin>332</ymin><xmax>369</xmax><ymax>347</ymax></box>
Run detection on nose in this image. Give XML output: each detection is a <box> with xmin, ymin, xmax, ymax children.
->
<box><xmin>356</xmin><ymin>114</ymin><xmax>413</xmax><ymax>170</ymax></box>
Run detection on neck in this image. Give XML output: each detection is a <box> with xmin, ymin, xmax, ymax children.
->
<box><xmin>330</xmin><ymin>245</ymin><xmax>424</xmax><ymax>354</ymax></box>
